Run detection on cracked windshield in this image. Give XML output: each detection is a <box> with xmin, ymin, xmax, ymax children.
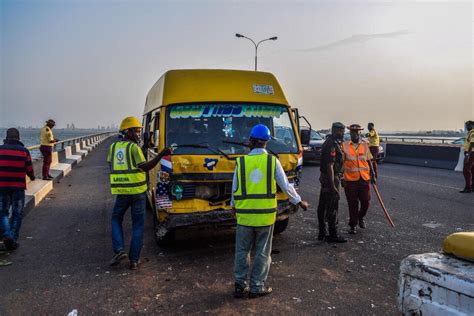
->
<box><xmin>166</xmin><ymin>104</ymin><xmax>298</xmax><ymax>155</ymax></box>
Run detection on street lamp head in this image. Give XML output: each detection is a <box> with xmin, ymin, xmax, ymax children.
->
<box><xmin>269</xmin><ymin>36</ymin><xmax>278</xmax><ymax>41</ymax></box>
<box><xmin>235</xmin><ymin>33</ymin><xmax>244</xmax><ymax>38</ymax></box>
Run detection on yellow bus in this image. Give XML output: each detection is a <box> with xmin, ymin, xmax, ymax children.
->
<box><xmin>142</xmin><ymin>69</ymin><xmax>303</xmax><ymax>245</ymax></box>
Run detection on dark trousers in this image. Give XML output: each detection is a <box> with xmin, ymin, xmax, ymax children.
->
<box><xmin>463</xmin><ymin>152</ymin><xmax>474</xmax><ymax>190</ymax></box>
<box><xmin>40</xmin><ymin>145</ymin><xmax>53</xmax><ymax>178</ymax></box>
<box><xmin>0</xmin><ymin>189</ymin><xmax>25</xmax><ymax>241</ymax></box>
<box><xmin>369</xmin><ymin>146</ymin><xmax>379</xmax><ymax>177</ymax></box>
<box><xmin>344</xmin><ymin>179</ymin><xmax>371</xmax><ymax>228</ymax></box>
<box><xmin>317</xmin><ymin>180</ymin><xmax>340</xmax><ymax>237</ymax></box>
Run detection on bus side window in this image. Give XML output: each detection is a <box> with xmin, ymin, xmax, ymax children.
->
<box><xmin>143</xmin><ymin>113</ymin><xmax>153</xmax><ymax>150</ymax></box>
<box><xmin>153</xmin><ymin>111</ymin><xmax>160</xmax><ymax>149</ymax></box>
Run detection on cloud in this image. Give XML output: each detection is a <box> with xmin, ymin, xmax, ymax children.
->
<box><xmin>289</xmin><ymin>30</ymin><xmax>412</xmax><ymax>53</ymax></box>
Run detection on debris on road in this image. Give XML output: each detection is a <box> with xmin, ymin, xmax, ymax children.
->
<box><xmin>0</xmin><ymin>260</ymin><xmax>12</xmax><ymax>266</ymax></box>
<box><xmin>68</xmin><ymin>309</ymin><xmax>78</xmax><ymax>316</ymax></box>
<box><xmin>292</xmin><ymin>297</ymin><xmax>302</xmax><ymax>303</ymax></box>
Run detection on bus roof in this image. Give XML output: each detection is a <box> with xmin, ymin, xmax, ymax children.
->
<box><xmin>144</xmin><ymin>69</ymin><xmax>289</xmax><ymax>114</ymax></box>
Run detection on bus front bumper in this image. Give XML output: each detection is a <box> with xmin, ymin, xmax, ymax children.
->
<box><xmin>161</xmin><ymin>200</ymin><xmax>298</xmax><ymax>230</ymax></box>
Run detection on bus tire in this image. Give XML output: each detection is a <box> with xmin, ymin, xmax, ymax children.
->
<box><xmin>274</xmin><ymin>218</ymin><xmax>289</xmax><ymax>235</ymax></box>
<box><xmin>153</xmin><ymin>214</ymin><xmax>175</xmax><ymax>247</ymax></box>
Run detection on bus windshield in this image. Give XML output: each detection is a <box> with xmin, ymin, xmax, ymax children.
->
<box><xmin>166</xmin><ymin>103</ymin><xmax>299</xmax><ymax>155</ymax></box>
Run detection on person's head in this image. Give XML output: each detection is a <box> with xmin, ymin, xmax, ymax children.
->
<box><xmin>119</xmin><ymin>116</ymin><xmax>143</xmax><ymax>143</ymax></box>
<box><xmin>368</xmin><ymin>122</ymin><xmax>374</xmax><ymax>131</ymax></box>
<box><xmin>4</xmin><ymin>128</ymin><xmax>20</xmax><ymax>142</ymax></box>
<box><xmin>349</xmin><ymin>124</ymin><xmax>363</xmax><ymax>143</ymax></box>
<box><xmin>46</xmin><ymin>119</ymin><xmax>56</xmax><ymax>129</ymax></box>
<box><xmin>466</xmin><ymin>120</ymin><xmax>473</xmax><ymax>131</ymax></box>
<box><xmin>249</xmin><ymin>124</ymin><xmax>271</xmax><ymax>150</ymax></box>
<box><xmin>331</xmin><ymin>122</ymin><xmax>345</xmax><ymax>140</ymax></box>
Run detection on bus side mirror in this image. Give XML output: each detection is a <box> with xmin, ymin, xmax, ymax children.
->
<box><xmin>300</xmin><ymin>130</ymin><xmax>310</xmax><ymax>145</ymax></box>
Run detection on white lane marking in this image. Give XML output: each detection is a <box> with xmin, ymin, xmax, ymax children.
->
<box><xmin>380</xmin><ymin>175</ymin><xmax>460</xmax><ymax>190</ymax></box>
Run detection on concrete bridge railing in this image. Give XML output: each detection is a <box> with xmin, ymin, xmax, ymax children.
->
<box><xmin>24</xmin><ymin>132</ymin><xmax>116</xmax><ymax>213</ymax></box>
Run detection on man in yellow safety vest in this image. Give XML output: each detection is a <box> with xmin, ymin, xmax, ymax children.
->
<box><xmin>107</xmin><ymin>116</ymin><xmax>171</xmax><ymax>270</ymax></box>
<box><xmin>232</xmin><ymin>124</ymin><xmax>309</xmax><ymax>299</ymax></box>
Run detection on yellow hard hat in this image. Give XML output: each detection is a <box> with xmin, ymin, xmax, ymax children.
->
<box><xmin>119</xmin><ymin>116</ymin><xmax>143</xmax><ymax>131</ymax></box>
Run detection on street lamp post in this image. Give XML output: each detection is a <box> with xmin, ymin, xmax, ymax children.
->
<box><xmin>235</xmin><ymin>33</ymin><xmax>278</xmax><ymax>71</ymax></box>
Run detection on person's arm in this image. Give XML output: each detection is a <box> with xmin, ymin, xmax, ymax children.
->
<box><xmin>230</xmin><ymin>167</ymin><xmax>238</xmax><ymax>214</ymax></box>
<box><xmin>137</xmin><ymin>147</ymin><xmax>172</xmax><ymax>172</ymax></box>
<box><xmin>47</xmin><ymin>129</ymin><xmax>57</xmax><ymax>143</ymax></box>
<box><xmin>25</xmin><ymin>150</ymin><xmax>35</xmax><ymax>181</ymax></box>
<box><xmin>274</xmin><ymin>159</ymin><xmax>308</xmax><ymax>210</ymax></box>
<box><xmin>469</xmin><ymin>133</ymin><xmax>474</xmax><ymax>153</ymax></box>
<box><xmin>326</xmin><ymin>161</ymin><xmax>337</xmax><ymax>193</ymax></box>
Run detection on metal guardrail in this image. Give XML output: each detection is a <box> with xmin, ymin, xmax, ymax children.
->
<box><xmin>379</xmin><ymin>135</ymin><xmax>461</xmax><ymax>144</ymax></box>
<box><xmin>27</xmin><ymin>132</ymin><xmax>116</xmax><ymax>151</ymax></box>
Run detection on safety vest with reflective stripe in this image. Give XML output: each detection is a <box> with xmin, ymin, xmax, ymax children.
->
<box><xmin>342</xmin><ymin>141</ymin><xmax>371</xmax><ymax>182</ymax></box>
<box><xmin>109</xmin><ymin>141</ymin><xmax>147</xmax><ymax>195</ymax></box>
<box><xmin>234</xmin><ymin>154</ymin><xmax>277</xmax><ymax>227</ymax></box>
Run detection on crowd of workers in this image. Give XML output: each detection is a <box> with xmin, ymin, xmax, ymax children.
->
<box><xmin>0</xmin><ymin>117</ymin><xmax>473</xmax><ymax>298</ymax></box>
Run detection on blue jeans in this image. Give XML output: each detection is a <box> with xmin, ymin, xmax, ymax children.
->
<box><xmin>111</xmin><ymin>193</ymin><xmax>146</xmax><ymax>262</ymax></box>
<box><xmin>234</xmin><ymin>224</ymin><xmax>274</xmax><ymax>293</ymax></box>
<box><xmin>0</xmin><ymin>189</ymin><xmax>26</xmax><ymax>242</ymax></box>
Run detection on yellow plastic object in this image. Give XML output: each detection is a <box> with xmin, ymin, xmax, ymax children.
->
<box><xmin>442</xmin><ymin>232</ymin><xmax>474</xmax><ymax>262</ymax></box>
<box><xmin>119</xmin><ymin>116</ymin><xmax>143</xmax><ymax>131</ymax></box>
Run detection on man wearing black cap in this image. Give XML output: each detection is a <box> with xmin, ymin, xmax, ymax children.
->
<box><xmin>0</xmin><ymin>128</ymin><xmax>35</xmax><ymax>250</ymax></box>
<box><xmin>460</xmin><ymin>120</ymin><xmax>474</xmax><ymax>193</ymax></box>
<box><xmin>342</xmin><ymin>124</ymin><xmax>376</xmax><ymax>234</ymax></box>
<box><xmin>316</xmin><ymin>122</ymin><xmax>347</xmax><ymax>243</ymax></box>
<box><xmin>39</xmin><ymin>119</ymin><xmax>59</xmax><ymax>180</ymax></box>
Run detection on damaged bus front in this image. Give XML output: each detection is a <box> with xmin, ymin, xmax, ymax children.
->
<box><xmin>142</xmin><ymin>69</ymin><xmax>303</xmax><ymax>245</ymax></box>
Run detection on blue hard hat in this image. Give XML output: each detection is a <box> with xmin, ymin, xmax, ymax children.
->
<box><xmin>250</xmin><ymin>124</ymin><xmax>271</xmax><ymax>141</ymax></box>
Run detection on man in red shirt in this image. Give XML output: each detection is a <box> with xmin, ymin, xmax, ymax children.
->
<box><xmin>0</xmin><ymin>128</ymin><xmax>35</xmax><ymax>250</ymax></box>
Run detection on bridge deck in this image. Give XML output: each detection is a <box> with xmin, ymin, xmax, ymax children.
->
<box><xmin>1</xmin><ymin>138</ymin><xmax>473</xmax><ymax>314</ymax></box>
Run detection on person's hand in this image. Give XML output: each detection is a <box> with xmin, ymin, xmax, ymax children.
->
<box><xmin>341</xmin><ymin>179</ymin><xmax>346</xmax><ymax>188</ymax></box>
<box><xmin>54</xmin><ymin>139</ymin><xmax>60</xmax><ymax>142</ymax></box>
<box><xmin>230</xmin><ymin>207</ymin><xmax>236</xmax><ymax>217</ymax></box>
<box><xmin>371</xmin><ymin>177</ymin><xmax>377</xmax><ymax>185</ymax></box>
<box><xmin>298</xmin><ymin>201</ymin><xmax>309</xmax><ymax>211</ymax></box>
<box><xmin>160</xmin><ymin>147</ymin><xmax>172</xmax><ymax>156</ymax></box>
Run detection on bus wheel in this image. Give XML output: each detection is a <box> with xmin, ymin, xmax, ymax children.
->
<box><xmin>153</xmin><ymin>214</ymin><xmax>175</xmax><ymax>247</ymax></box>
<box><xmin>274</xmin><ymin>218</ymin><xmax>289</xmax><ymax>235</ymax></box>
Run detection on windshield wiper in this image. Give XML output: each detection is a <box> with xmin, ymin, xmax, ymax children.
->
<box><xmin>174</xmin><ymin>143</ymin><xmax>233</xmax><ymax>160</ymax></box>
<box><xmin>222</xmin><ymin>140</ymin><xmax>279</xmax><ymax>158</ymax></box>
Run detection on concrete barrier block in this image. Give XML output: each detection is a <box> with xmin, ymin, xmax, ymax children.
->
<box><xmin>75</xmin><ymin>143</ymin><xmax>88</xmax><ymax>157</ymax></box>
<box><xmin>26</xmin><ymin>179</ymin><xmax>53</xmax><ymax>207</ymax></box>
<box><xmin>51</xmin><ymin>151</ymin><xmax>59</xmax><ymax>167</ymax></box>
<box><xmin>51</xmin><ymin>162</ymin><xmax>72</xmax><ymax>177</ymax></box>
<box><xmin>65</xmin><ymin>146</ymin><xmax>82</xmax><ymax>163</ymax></box>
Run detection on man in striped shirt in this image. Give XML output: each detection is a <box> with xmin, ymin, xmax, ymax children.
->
<box><xmin>0</xmin><ymin>128</ymin><xmax>35</xmax><ymax>250</ymax></box>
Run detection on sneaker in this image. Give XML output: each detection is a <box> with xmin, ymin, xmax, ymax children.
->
<box><xmin>233</xmin><ymin>283</ymin><xmax>248</xmax><ymax>299</ymax></box>
<box><xmin>349</xmin><ymin>227</ymin><xmax>357</xmax><ymax>234</ymax></box>
<box><xmin>4</xmin><ymin>238</ymin><xmax>18</xmax><ymax>251</ymax></box>
<box><xmin>109</xmin><ymin>251</ymin><xmax>127</xmax><ymax>266</ymax></box>
<box><xmin>358</xmin><ymin>219</ymin><xmax>366</xmax><ymax>229</ymax></box>
<box><xmin>129</xmin><ymin>261</ymin><xmax>139</xmax><ymax>270</ymax></box>
<box><xmin>460</xmin><ymin>188</ymin><xmax>472</xmax><ymax>193</ymax></box>
<box><xmin>248</xmin><ymin>287</ymin><xmax>273</xmax><ymax>299</ymax></box>
<box><xmin>326</xmin><ymin>235</ymin><xmax>347</xmax><ymax>243</ymax></box>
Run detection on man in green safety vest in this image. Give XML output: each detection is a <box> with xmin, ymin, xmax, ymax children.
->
<box><xmin>232</xmin><ymin>124</ymin><xmax>309</xmax><ymax>298</ymax></box>
<box><xmin>107</xmin><ymin>116</ymin><xmax>171</xmax><ymax>270</ymax></box>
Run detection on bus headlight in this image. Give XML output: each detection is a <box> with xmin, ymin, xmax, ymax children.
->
<box><xmin>195</xmin><ymin>185</ymin><xmax>218</xmax><ymax>200</ymax></box>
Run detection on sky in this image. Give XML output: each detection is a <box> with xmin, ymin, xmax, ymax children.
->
<box><xmin>1</xmin><ymin>0</ymin><xmax>472</xmax><ymax>131</ymax></box>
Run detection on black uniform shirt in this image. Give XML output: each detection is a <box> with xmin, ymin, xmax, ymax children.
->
<box><xmin>319</xmin><ymin>134</ymin><xmax>344</xmax><ymax>176</ymax></box>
